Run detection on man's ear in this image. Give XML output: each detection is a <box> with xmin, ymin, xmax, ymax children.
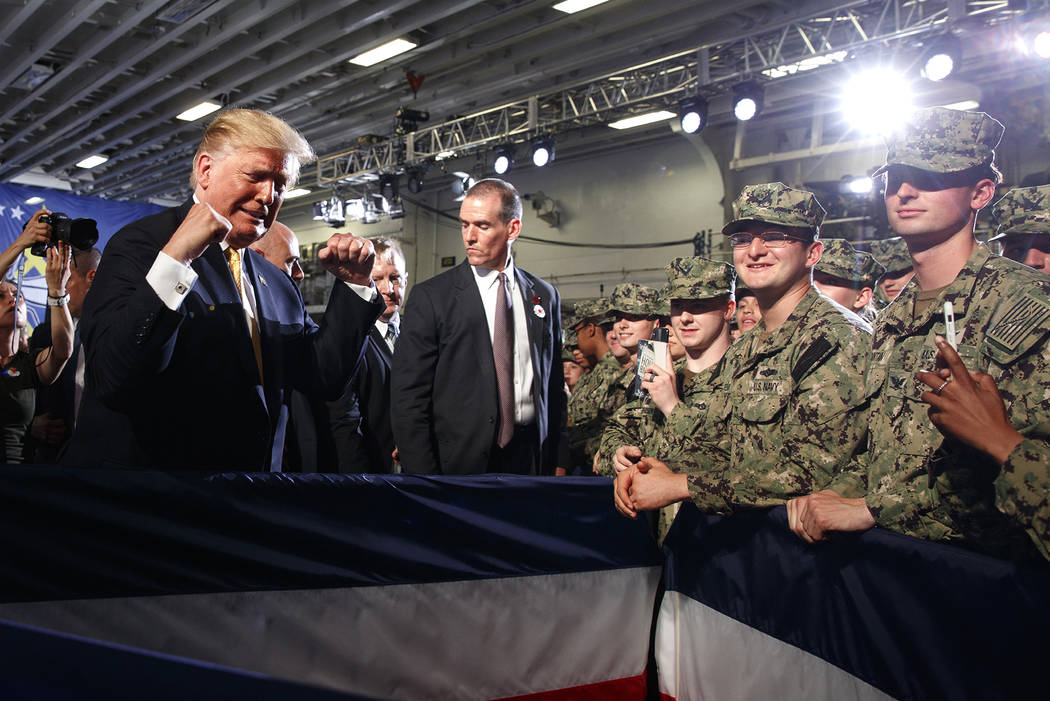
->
<box><xmin>972</xmin><ymin>178</ymin><xmax>997</xmax><ymax>211</ymax></box>
<box><xmin>723</xmin><ymin>299</ymin><xmax>736</xmax><ymax>322</ymax></box>
<box><xmin>805</xmin><ymin>240</ymin><xmax>824</xmax><ymax>269</ymax></box>
<box><xmin>854</xmin><ymin>286</ymin><xmax>873</xmax><ymax>309</ymax></box>
<box><xmin>196</xmin><ymin>152</ymin><xmax>215</xmax><ymax>190</ymax></box>
<box><xmin>85</xmin><ymin>269</ymin><xmax>97</xmax><ymax>287</ymax></box>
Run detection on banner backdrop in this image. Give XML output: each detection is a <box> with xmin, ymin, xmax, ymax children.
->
<box><xmin>657</xmin><ymin>503</ymin><xmax>1050</xmax><ymax>701</ymax></box>
<box><xmin>0</xmin><ymin>183</ymin><xmax>163</xmax><ymax>327</ymax></box>
<box><xmin>0</xmin><ymin>469</ymin><xmax>662</xmax><ymax>701</ymax></box>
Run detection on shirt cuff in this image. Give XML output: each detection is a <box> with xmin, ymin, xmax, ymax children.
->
<box><xmin>344</xmin><ymin>280</ymin><xmax>378</xmax><ymax>302</ymax></box>
<box><xmin>147</xmin><ymin>252</ymin><xmax>198</xmax><ymax>311</ymax></box>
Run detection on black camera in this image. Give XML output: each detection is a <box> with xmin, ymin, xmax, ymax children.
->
<box><xmin>31</xmin><ymin>212</ymin><xmax>99</xmax><ymax>257</ymax></box>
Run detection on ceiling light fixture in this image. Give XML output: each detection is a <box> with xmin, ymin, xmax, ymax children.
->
<box><xmin>552</xmin><ymin>0</ymin><xmax>610</xmax><ymax>14</ymax></box>
<box><xmin>284</xmin><ymin>188</ymin><xmax>312</xmax><ymax>199</ymax></box>
<box><xmin>350</xmin><ymin>39</ymin><xmax>418</xmax><ymax>67</ymax></box>
<box><xmin>76</xmin><ymin>154</ymin><xmax>109</xmax><ymax>169</ymax></box>
<box><xmin>176</xmin><ymin>101</ymin><xmax>222</xmax><ymax>122</ymax></box>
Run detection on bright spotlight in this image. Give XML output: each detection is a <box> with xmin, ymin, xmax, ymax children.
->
<box><xmin>732</xmin><ymin>82</ymin><xmax>764</xmax><ymax>122</ymax></box>
<box><xmin>840</xmin><ymin>68</ymin><xmax>914</xmax><ymax>136</ymax></box>
<box><xmin>1035</xmin><ymin>31</ymin><xmax>1050</xmax><ymax>59</ymax></box>
<box><xmin>493</xmin><ymin>144</ymin><xmax>515</xmax><ymax>175</ymax></box>
<box><xmin>921</xmin><ymin>36</ymin><xmax>960</xmax><ymax>81</ymax></box>
<box><xmin>922</xmin><ymin>53</ymin><xmax>954</xmax><ymax>81</ymax></box>
<box><xmin>531</xmin><ymin>136</ymin><xmax>555</xmax><ymax>167</ymax></box>
<box><xmin>848</xmin><ymin>176</ymin><xmax>873</xmax><ymax>194</ymax></box>
<box><xmin>679</xmin><ymin>96</ymin><xmax>709</xmax><ymax>134</ymax></box>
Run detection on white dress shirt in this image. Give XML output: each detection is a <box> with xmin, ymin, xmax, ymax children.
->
<box><xmin>472</xmin><ymin>256</ymin><xmax>535</xmax><ymax>426</ymax></box>
<box><xmin>375</xmin><ymin>313</ymin><xmax>399</xmax><ymax>354</ymax></box>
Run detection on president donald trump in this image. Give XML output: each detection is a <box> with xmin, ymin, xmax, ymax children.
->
<box><xmin>65</xmin><ymin>109</ymin><xmax>383</xmax><ymax>471</ymax></box>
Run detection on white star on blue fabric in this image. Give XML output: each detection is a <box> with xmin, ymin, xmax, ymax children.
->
<box><xmin>10</xmin><ymin>205</ymin><xmax>24</xmax><ymax>220</ymax></box>
<box><xmin>0</xmin><ymin>205</ymin><xmax>5</xmax><ymax>217</ymax></box>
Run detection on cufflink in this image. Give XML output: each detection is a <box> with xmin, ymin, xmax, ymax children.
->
<box><xmin>174</xmin><ymin>282</ymin><xmax>188</xmax><ymax>295</ymax></box>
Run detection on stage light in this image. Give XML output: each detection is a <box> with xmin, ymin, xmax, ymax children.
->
<box><xmin>608</xmin><ymin>110</ymin><xmax>676</xmax><ymax>130</ymax></box>
<box><xmin>531</xmin><ymin>136</ymin><xmax>555</xmax><ymax>167</ymax></box>
<box><xmin>840</xmin><ymin>68</ymin><xmax>913</xmax><ymax>135</ymax></box>
<box><xmin>379</xmin><ymin>174</ymin><xmax>398</xmax><ymax>201</ymax></box>
<box><xmin>921</xmin><ymin>36</ymin><xmax>961</xmax><ymax>81</ymax></box>
<box><xmin>406</xmin><ymin>168</ymin><xmax>425</xmax><ymax>193</ymax></box>
<box><xmin>847</xmin><ymin>176</ymin><xmax>873</xmax><ymax>194</ymax></box>
<box><xmin>732</xmin><ymin>82</ymin><xmax>764</xmax><ymax>122</ymax></box>
<box><xmin>493</xmin><ymin>144</ymin><xmax>515</xmax><ymax>175</ymax></box>
<box><xmin>395</xmin><ymin>106</ymin><xmax>430</xmax><ymax>135</ymax></box>
<box><xmin>1035</xmin><ymin>30</ymin><xmax>1050</xmax><ymax>59</ymax></box>
<box><xmin>679</xmin><ymin>96</ymin><xmax>709</xmax><ymax>134</ymax></box>
<box><xmin>451</xmin><ymin>172</ymin><xmax>475</xmax><ymax>201</ymax></box>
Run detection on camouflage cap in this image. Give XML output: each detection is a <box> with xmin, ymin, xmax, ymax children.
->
<box><xmin>607</xmin><ymin>282</ymin><xmax>663</xmax><ymax>317</ymax></box>
<box><xmin>664</xmin><ymin>256</ymin><xmax>736</xmax><ymax>302</ymax></box>
<box><xmin>572</xmin><ymin>298</ymin><xmax>605</xmax><ymax>325</ymax></box>
<box><xmin>988</xmin><ymin>185</ymin><xmax>1050</xmax><ymax>241</ymax></box>
<box><xmin>815</xmin><ymin>239</ymin><xmax>885</xmax><ymax>288</ymax></box>
<box><xmin>563</xmin><ymin>327</ymin><xmax>579</xmax><ymax>350</ymax></box>
<box><xmin>866</xmin><ymin>237</ymin><xmax>913</xmax><ymax>276</ymax></box>
<box><xmin>723</xmin><ymin>182</ymin><xmax>826</xmax><ymax>235</ymax></box>
<box><xmin>874</xmin><ymin>107</ymin><xmax>1004</xmax><ymax>176</ymax></box>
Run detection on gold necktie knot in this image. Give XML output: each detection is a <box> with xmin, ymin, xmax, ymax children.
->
<box><xmin>225</xmin><ymin>247</ymin><xmax>243</xmax><ymax>295</ymax></box>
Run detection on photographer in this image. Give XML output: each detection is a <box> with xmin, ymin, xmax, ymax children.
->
<box><xmin>0</xmin><ymin>209</ymin><xmax>74</xmax><ymax>462</ymax></box>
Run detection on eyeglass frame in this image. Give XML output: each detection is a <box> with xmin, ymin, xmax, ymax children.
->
<box><xmin>728</xmin><ymin>230</ymin><xmax>813</xmax><ymax>249</ymax></box>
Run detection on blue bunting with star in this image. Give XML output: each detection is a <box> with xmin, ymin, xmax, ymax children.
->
<box><xmin>0</xmin><ymin>183</ymin><xmax>163</xmax><ymax>329</ymax></box>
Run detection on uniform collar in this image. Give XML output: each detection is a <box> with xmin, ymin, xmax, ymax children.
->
<box><xmin>879</xmin><ymin>244</ymin><xmax>990</xmax><ymax>333</ymax></box>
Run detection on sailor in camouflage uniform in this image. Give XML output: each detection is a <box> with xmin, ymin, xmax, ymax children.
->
<box><xmin>597</xmin><ymin>258</ymin><xmax>735</xmax><ymax>478</ymax></box>
<box><xmin>614</xmin><ymin>183</ymin><xmax>873</xmax><ymax>519</ymax></box>
<box><xmin>868</xmin><ymin>236</ymin><xmax>914</xmax><ymax>309</ymax></box>
<box><xmin>789</xmin><ymin>107</ymin><xmax>1050</xmax><ymax>563</ymax></box>
<box><xmin>812</xmin><ymin>238</ymin><xmax>885</xmax><ymax>324</ymax></box>
<box><xmin>570</xmin><ymin>285</ymin><xmax>663</xmax><ymax>473</ymax></box>
<box><xmin>988</xmin><ymin>184</ymin><xmax>1050</xmax><ymax>274</ymax></box>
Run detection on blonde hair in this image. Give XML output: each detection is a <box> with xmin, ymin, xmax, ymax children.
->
<box><xmin>189</xmin><ymin>109</ymin><xmax>315</xmax><ymax>187</ymax></box>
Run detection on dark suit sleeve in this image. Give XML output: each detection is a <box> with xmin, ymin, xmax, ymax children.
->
<box><xmin>289</xmin><ymin>281</ymin><xmax>384</xmax><ymax>401</ymax></box>
<box><xmin>390</xmin><ymin>284</ymin><xmax>441</xmax><ymax>474</ymax></box>
<box><xmin>79</xmin><ymin>215</ymin><xmax>189</xmax><ymax>409</ymax></box>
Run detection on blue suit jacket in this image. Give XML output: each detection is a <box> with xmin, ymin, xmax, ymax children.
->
<box><xmin>391</xmin><ymin>261</ymin><xmax>564</xmax><ymax>475</ymax></box>
<box><xmin>64</xmin><ymin>200</ymin><xmax>382</xmax><ymax>471</ymax></box>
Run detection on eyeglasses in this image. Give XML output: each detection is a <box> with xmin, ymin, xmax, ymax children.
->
<box><xmin>728</xmin><ymin>231</ymin><xmax>810</xmax><ymax>248</ymax></box>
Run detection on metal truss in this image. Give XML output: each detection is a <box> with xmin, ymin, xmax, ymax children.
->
<box><xmin>312</xmin><ymin>0</ymin><xmax>1030</xmax><ymax>186</ymax></box>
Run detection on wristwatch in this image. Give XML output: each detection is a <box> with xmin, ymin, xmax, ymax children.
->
<box><xmin>46</xmin><ymin>293</ymin><xmax>70</xmax><ymax>307</ymax></box>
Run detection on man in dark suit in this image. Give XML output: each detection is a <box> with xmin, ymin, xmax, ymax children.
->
<box><xmin>391</xmin><ymin>178</ymin><xmax>563</xmax><ymax>475</ymax></box>
<box><xmin>327</xmin><ymin>237</ymin><xmax>406</xmax><ymax>473</ymax></box>
<box><xmin>64</xmin><ymin>108</ymin><xmax>383</xmax><ymax>471</ymax></box>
